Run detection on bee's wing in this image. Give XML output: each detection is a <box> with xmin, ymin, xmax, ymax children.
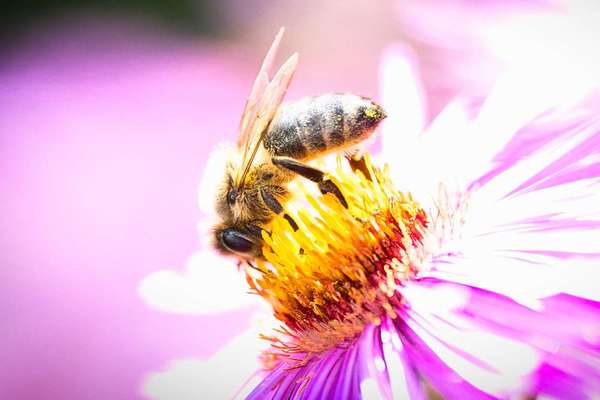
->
<box><xmin>237</xmin><ymin>28</ymin><xmax>284</xmax><ymax>150</ymax></box>
<box><xmin>235</xmin><ymin>28</ymin><xmax>298</xmax><ymax>187</ymax></box>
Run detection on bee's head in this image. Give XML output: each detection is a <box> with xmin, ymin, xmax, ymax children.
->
<box><xmin>212</xmin><ymin>159</ymin><xmax>274</xmax><ymax>259</ymax></box>
<box><xmin>216</xmin><ymin>163</ymin><xmax>273</xmax><ymax>219</ymax></box>
<box><xmin>214</xmin><ymin>166</ymin><xmax>240</xmax><ymax>220</ymax></box>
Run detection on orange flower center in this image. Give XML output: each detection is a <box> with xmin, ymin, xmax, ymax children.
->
<box><xmin>245</xmin><ymin>154</ymin><xmax>431</xmax><ymax>364</ymax></box>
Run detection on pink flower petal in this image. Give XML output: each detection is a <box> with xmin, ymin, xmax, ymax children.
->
<box><xmin>138</xmin><ymin>248</ymin><xmax>263</xmax><ymax>315</ymax></box>
<box><xmin>143</xmin><ymin>317</ymin><xmax>274</xmax><ymax>400</ymax></box>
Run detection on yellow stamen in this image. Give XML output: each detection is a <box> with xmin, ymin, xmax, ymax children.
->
<box><xmin>246</xmin><ymin>154</ymin><xmax>429</xmax><ymax>362</ymax></box>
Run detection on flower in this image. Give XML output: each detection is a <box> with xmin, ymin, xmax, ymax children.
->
<box><xmin>142</xmin><ymin>39</ymin><xmax>600</xmax><ymax>400</ymax></box>
<box><xmin>252</xmin><ymin>154</ymin><xmax>429</xmax><ymax>356</ymax></box>
<box><xmin>239</xmin><ymin>52</ymin><xmax>600</xmax><ymax>399</ymax></box>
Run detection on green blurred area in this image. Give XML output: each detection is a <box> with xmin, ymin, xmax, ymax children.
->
<box><xmin>2</xmin><ymin>0</ymin><xmax>224</xmax><ymax>41</ymax></box>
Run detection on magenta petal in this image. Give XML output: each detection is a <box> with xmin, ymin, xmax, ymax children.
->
<box><xmin>460</xmin><ymin>286</ymin><xmax>600</xmax><ymax>353</ymax></box>
<box><xmin>469</xmin><ymin>105</ymin><xmax>600</xmax><ymax>195</ymax></box>
<box><xmin>246</xmin><ymin>347</ymin><xmax>362</xmax><ymax>400</ymax></box>
<box><xmin>508</xmin><ymin>121</ymin><xmax>600</xmax><ymax>196</ymax></box>
<box><xmin>389</xmin><ymin>318</ymin><xmax>494</xmax><ymax>400</ymax></box>
<box><xmin>302</xmin><ymin>349</ymin><xmax>348</xmax><ymax>399</ymax></box>
<box><xmin>446</xmin><ymin>282</ymin><xmax>600</xmax><ymax>397</ymax></box>
<box><xmin>244</xmin><ymin>280</ymin><xmax>600</xmax><ymax>399</ymax></box>
<box><xmin>245</xmin><ymin>317</ymin><xmax>497</xmax><ymax>399</ymax></box>
<box><xmin>529</xmin><ymin>363</ymin><xmax>589</xmax><ymax>400</ymax></box>
<box><xmin>245</xmin><ymin>327</ymin><xmax>390</xmax><ymax>399</ymax></box>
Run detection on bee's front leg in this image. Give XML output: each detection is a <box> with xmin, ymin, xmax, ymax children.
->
<box><xmin>271</xmin><ymin>156</ymin><xmax>348</xmax><ymax>208</ymax></box>
<box><xmin>259</xmin><ymin>187</ymin><xmax>299</xmax><ymax>230</ymax></box>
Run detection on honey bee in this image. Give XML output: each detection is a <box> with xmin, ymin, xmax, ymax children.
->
<box><xmin>213</xmin><ymin>28</ymin><xmax>386</xmax><ymax>259</ymax></box>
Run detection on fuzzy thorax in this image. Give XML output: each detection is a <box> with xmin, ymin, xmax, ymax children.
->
<box><xmin>245</xmin><ymin>154</ymin><xmax>430</xmax><ymax>364</ymax></box>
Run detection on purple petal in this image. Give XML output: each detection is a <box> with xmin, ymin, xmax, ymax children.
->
<box><xmin>470</xmin><ymin>110</ymin><xmax>592</xmax><ymax>190</ymax></box>
<box><xmin>243</xmin><ymin>278</ymin><xmax>600</xmax><ymax>399</ymax></box>
<box><xmin>390</xmin><ymin>318</ymin><xmax>494</xmax><ymax>400</ymax></box>
<box><xmin>245</xmin><ymin>317</ymin><xmax>496</xmax><ymax>399</ymax></box>
<box><xmin>244</xmin><ymin>329</ymin><xmax>383</xmax><ymax>399</ymax></box>
<box><xmin>470</xmin><ymin>105</ymin><xmax>600</xmax><ymax>195</ymax></box>
<box><xmin>418</xmin><ymin>279</ymin><xmax>600</xmax><ymax>397</ymax></box>
<box><xmin>529</xmin><ymin>363</ymin><xmax>589</xmax><ymax>400</ymax></box>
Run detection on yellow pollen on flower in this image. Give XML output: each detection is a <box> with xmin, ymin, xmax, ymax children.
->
<box><xmin>245</xmin><ymin>154</ymin><xmax>430</xmax><ymax>363</ymax></box>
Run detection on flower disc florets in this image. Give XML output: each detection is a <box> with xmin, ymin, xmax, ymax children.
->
<box><xmin>245</xmin><ymin>154</ymin><xmax>431</xmax><ymax>364</ymax></box>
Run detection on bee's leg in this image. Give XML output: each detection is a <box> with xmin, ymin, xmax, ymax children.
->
<box><xmin>243</xmin><ymin>259</ymin><xmax>267</xmax><ymax>274</ymax></box>
<box><xmin>259</xmin><ymin>188</ymin><xmax>302</xmax><ymax>255</ymax></box>
<box><xmin>318</xmin><ymin>180</ymin><xmax>349</xmax><ymax>208</ymax></box>
<box><xmin>259</xmin><ymin>188</ymin><xmax>299</xmax><ymax>231</ymax></box>
<box><xmin>245</xmin><ymin>223</ymin><xmax>266</xmax><ymax>238</ymax></box>
<box><xmin>283</xmin><ymin>214</ymin><xmax>300</xmax><ymax>231</ymax></box>
<box><xmin>345</xmin><ymin>150</ymin><xmax>373</xmax><ymax>181</ymax></box>
<box><xmin>272</xmin><ymin>156</ymin><xmax>348</xmax><ymax>208</ymax></box>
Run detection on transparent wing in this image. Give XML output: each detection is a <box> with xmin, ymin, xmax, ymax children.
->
<box><xmin>237</xmin><ymin>28</ymin><xmax>284</xmax><ymax>149</ymax></box>
<box><xmin>235</xmin><ymin>28</ymin><xmax>299</xmax><ymax>187</ymax></box>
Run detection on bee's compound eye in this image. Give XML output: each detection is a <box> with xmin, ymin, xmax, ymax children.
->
<box><xmin>227</xmin><ymin>188</ymin><xmax>237</xmax><ymax>205</ymax></box>
<box><xmin>221</xmin><ymin>228</ymin><xmax>254</xmax><ymax>253</ymax></box>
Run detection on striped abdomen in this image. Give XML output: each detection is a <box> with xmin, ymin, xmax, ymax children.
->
<box><xmin>263</xmin><ymin>94</ymin><xmax>386</xmax><ymax>160</ymax></box>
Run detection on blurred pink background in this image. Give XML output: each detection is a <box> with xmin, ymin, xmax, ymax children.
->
<box><xmin>2</xmin><ymin>0</ymin><xmax>599</xmax><ymax>398</ymax></box>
